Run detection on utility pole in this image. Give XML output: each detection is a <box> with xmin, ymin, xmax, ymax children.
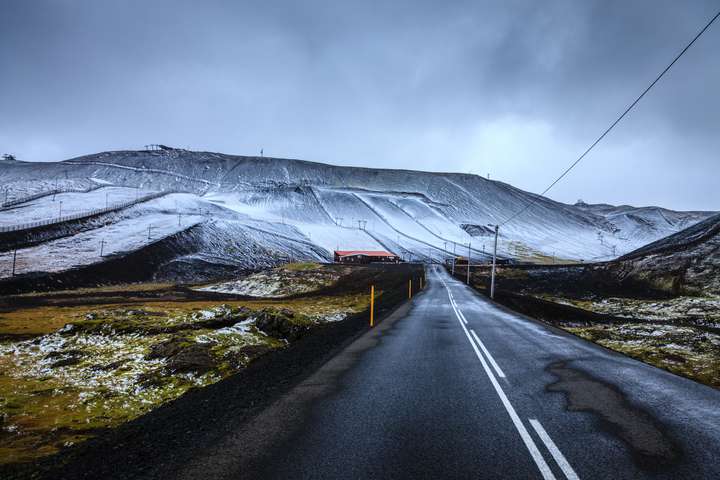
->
<box><xmin>490</xmin><ymin>224</ymin><xmax>499</xmax><ymax>299</ymax></box>
<box><xmin>148</xmin><ymin>225</ymin><xmax>152</xmax><ymax>240</ymax></box>
<box><xmin>466</xmin><ymin>242</ymin><xmax>471</xmax><ymax>285</ymax></box>
<box><xmin>12</xmin><ymin>249</ymin><xmax>17</xmax><ymax>276</ymax></box>
<box><xmin>100</xmin><ymin>240</ymin><xmax>105</xmax><ymax>257</ymax></box>
<box><xmin>58</xmin><ymin>201</ymin><xmax>63</xmax><ymax>218</ymax></box>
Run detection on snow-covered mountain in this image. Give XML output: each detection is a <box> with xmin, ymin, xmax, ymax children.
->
<box><xmin>0</xmin><ymin>148</ymin><xmax>714</xmax><ymax>284</ymax></box>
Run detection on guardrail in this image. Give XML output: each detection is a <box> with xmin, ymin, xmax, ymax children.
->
<box><xmin>0</xmin><ymin>190</ymin><xmax>182</xmax><ymax>233</ymax></box>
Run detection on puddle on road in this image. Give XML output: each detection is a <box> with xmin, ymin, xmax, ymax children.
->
<box><xmin>546</xmin><ymin>361</ymin><xmax>682</xmax><ymax>470</ymax></box>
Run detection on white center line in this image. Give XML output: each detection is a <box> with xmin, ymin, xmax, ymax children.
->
<box><xmin>529</xmin><ymin>419</ymin><xmax>580</xmax><ymax>480</ymax></box>
<box><xmin>469</xmin><ymin>329</ymin><xmax>506</xmax><ymax>379</ymax></box>
<box><xmin>444</xmin><ymin>281</ymin><xmax>557</xmax><ymax>480</ymax></box>
<box><xmin>457</xmin><ymin>308</ymin><xmax>469</xmax><ymax>325</ymax></box>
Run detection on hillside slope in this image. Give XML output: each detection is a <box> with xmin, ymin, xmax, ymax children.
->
<box><xmin>0</xmin><ymin>148</ymin><xmax>714</xmax><ymax>286</ymax></box>
<box><xmin>615</xmin><ymin>213</ymin><xmax>720</xmax><ymax>295</ymax></box>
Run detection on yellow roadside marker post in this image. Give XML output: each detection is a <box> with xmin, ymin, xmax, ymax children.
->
<box><xmin>370</xmin><ymin>285</ymin><xmax>375</xmax><ymax>327</ymax></box>
<box><xmin>409</xmin><ymin>279</ymin><xmax>412</xmax><ymax>299</ymax></box>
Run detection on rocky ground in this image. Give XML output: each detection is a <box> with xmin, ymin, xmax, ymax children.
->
<box><xmin>196</xmin><ymin>262</ymin><xmax>350</xmax><ymax>298</ymax></box>
<box><xmin>0</xmin><ymin>262</ymin><xmax>419</xmax><ymax>467</ymax></box>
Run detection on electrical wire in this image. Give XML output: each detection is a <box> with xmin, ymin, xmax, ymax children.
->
<box><xmin>499</xmin><ymin>8</ymin><xmax>720</xmax><ymax>227</ymax></box>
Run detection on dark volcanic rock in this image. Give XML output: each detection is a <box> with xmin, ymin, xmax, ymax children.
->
<box><xmin>46</xmin><ymin>349</ymin><xmax>84</xmax><ymax>368</ymax></box>
<box><xmin>254</xmin><ymin>309</ymin><xmax>310</xmax><ymax>341</ymax></box>
<box><xmin>137</xmin><ymin>369</ymin><xmax>166</xmax><ymax>388</ymax></box>
<box><xmin>146</xmin><ymin>337</ymin><xmax>192</xmax><ymax>360</ymax></box>
<box><xmin>238</xmin><ymin>344</ymin><xmax>272</xmax><ymax>358</ymax></box>
<box><xmin>167</xmin><ymin>343</ymin><xmax>217</xmax><ymax>373</ymax></box>
<box><xmin>146</xmin><ymin>337</ymin><xmax>217</xmax><ymax>373</ymax></box>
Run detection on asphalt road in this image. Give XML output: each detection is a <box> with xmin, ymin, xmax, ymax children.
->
<box><xmin>178</xmin><ymin>265</ymin><xmax>720</xmax><ymax>480</ymax></box>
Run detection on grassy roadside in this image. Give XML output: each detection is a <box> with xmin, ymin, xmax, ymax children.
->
<box><xmin>448</xmin><ymin>265</ymin><xmax>720</xmax><ymax>390</ymax></box>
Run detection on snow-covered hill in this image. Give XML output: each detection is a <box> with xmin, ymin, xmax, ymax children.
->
<box><xmin>0</xmin><ymin>148</ymin><xmax>714</xmax><ymax>284</ymax></box>
<box><xmin>606</xmin><ymin>213</ymin><xmax>720</xmax><ymax>295</ymax></box>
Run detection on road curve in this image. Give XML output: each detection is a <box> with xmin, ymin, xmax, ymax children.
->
<box><xmin>181</xmin><ymin>266</ymin><xmax>720</xmax><ymax>479</ymax></box>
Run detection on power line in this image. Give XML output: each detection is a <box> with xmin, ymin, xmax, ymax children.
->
<box><xmin>499</xmin><ymin>8</ymin><xmax>720</xmax><ymax>227</ymax></box>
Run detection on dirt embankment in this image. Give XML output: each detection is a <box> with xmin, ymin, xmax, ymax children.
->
<box><xmin>0</xmin><ymin>262</ymin><xmax>424</xmax><ymax>478</ymax></box>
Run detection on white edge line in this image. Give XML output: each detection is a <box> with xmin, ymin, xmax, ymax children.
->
<box><xmin>450</xmin><ymin>300</ymin><xmax>556</xmax><ymax>479</ymax></box>
<box><xmin>469</xmin><ymin>329</ymin><xmax>506</xmax><ymax>379</ymax></box>
<box><xmin>529</xmin><ymin>419</ymin><xmax>580</xmax><ymax>480</ymax></box>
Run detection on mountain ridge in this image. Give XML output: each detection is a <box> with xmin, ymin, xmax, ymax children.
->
<box><xmin>0</xmin><ymin>148</ymin><xmax>715</xmax><ymax>286</ymax></box>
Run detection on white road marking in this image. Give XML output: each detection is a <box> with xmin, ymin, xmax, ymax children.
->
<box><xmin>457</xmin><ymin>308</ymin><xmax>469</xmax><ymax>325</ymax></box>
<box><xmin>444</xmin><ymin>279</ymin><xmax>503</xmax><ymax>377</ymax></box>
<box><xmin>442</xmin><ymin>280</ymin><xmax>556</xmax><ymax>480</ymax></box>
<box><xmin>441</xmin><ymin>270</ymin><xmax>583</xmax><ymax>480</ymax></box>
<box><xmin>469</xmin><ymin>329</ymin><xmax>506</xmax><ymax>379</ymax></box>
<box><xmin>529</xmin><ymin>419</ymin><xmax>580</xmax><ymax>480</ymax></box>
<box><xmin>448</xmin><ymin>295</ymin><xmax>468</xmax><ymax>324</ymax></box>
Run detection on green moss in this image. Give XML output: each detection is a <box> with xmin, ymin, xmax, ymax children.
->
<box><xmin>0</xmin><ymin>287</ymin><xmax>368</xmax><ymax>464</ymax></box>
<box><xmin>564</xmin><ymin>324</ymin><xmax>720</xmax><ymax>389</ymax></box>
<box><xmin>282</xmin><ymin>262</ymin><xmax>321</xmax><ymax>271</ymax></box>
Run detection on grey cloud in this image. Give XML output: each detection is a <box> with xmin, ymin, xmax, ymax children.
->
<box><xmin>1</xmin><ymin>0</ymin><xmax>718</xmax><ymax>210</ymax></box>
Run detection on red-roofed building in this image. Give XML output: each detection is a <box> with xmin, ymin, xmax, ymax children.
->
<box><xmin>334</xmin><ymin>250</ymin><xmax>400</xmax><ymax>264</ymax></box>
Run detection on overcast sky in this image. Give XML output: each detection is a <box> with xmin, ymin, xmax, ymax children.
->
<box><xmin>1</xmin><ymin>1</ymin><xmax>718</xmax><ymax>210</ymax></box>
